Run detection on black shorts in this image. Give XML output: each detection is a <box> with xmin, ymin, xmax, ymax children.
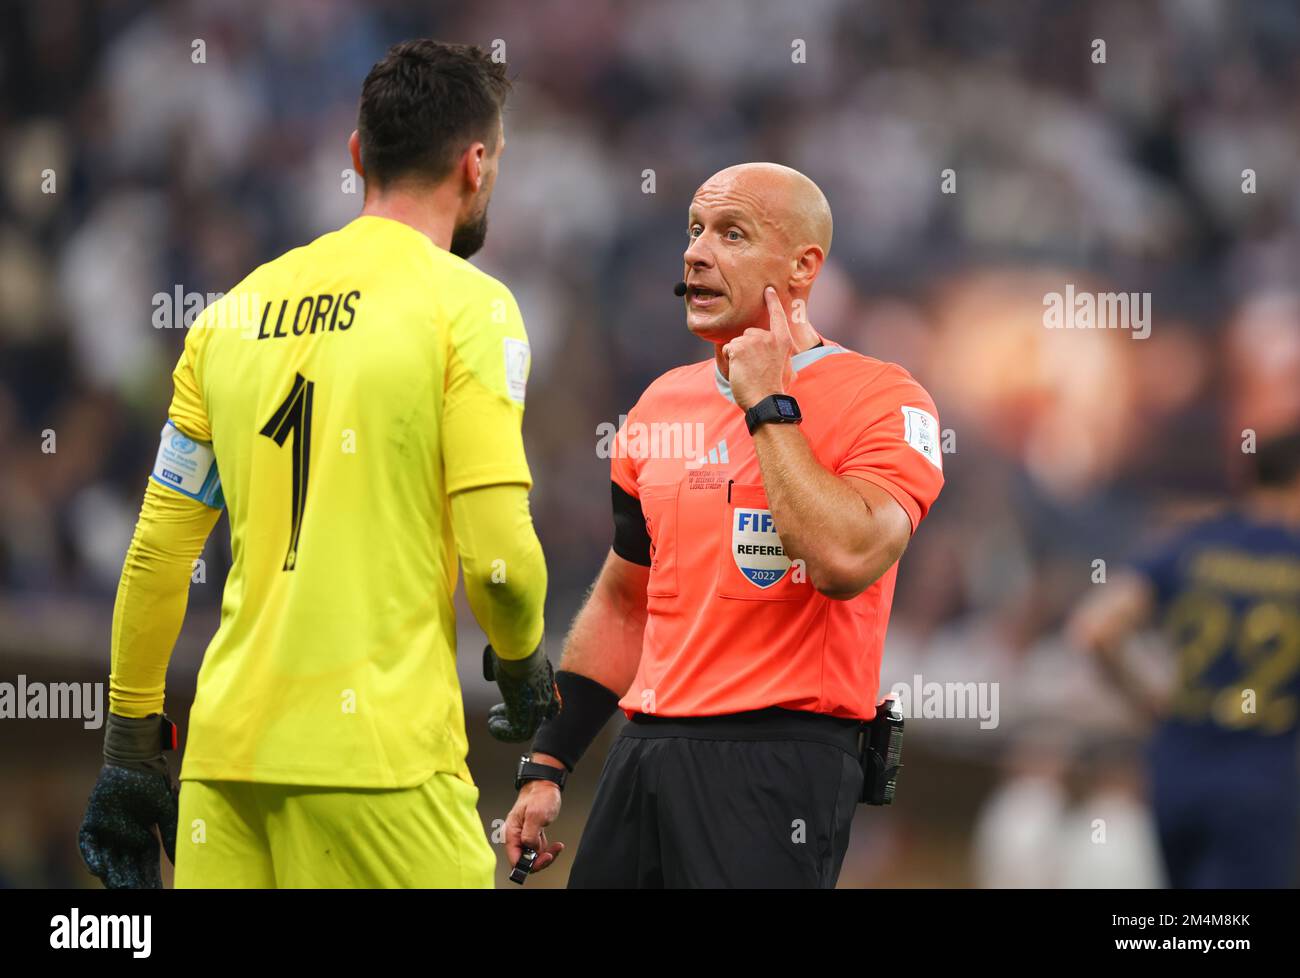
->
<box><xmin>567</xmin><ymin>707</ymin><xmax>866</xmax><ymax>889</ymax></box>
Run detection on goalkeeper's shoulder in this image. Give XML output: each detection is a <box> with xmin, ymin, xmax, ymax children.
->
<box><xmin>439</xmin><ymin>264</ymin><xmax>531</xmax><ymax>405</ymax></box>
<box><xmin>440</xmin><ymin>260</ymin><xmax>526</xmax><ymax>332</ymax></box>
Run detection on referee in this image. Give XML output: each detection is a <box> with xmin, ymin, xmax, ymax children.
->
<box><xmin>504</xmin><ymin>163</ymin><xmax>945</xmax><ymax>887</ymax></box>
<box><xmin>77</xmin><ymin>40</ymin><xmax>559</xmax><ymax>888</ymax></box>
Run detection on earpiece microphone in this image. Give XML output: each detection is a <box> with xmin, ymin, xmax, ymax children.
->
<box><xmin>673</xmin><ymin>281</ymin><xmax>688</xmax><ymax>297</ymax></box>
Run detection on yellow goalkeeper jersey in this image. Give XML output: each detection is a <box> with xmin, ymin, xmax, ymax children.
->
<box><xmin>169</xmin><ymin>215</ymin><xmax>533</xmax><ymax>788</ymax></box>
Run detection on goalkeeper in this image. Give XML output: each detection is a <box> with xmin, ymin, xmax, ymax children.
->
<box><xmin>77</xmin><ymin>39</ymin><xmax>557</xmax><ymax>889</ymax></box>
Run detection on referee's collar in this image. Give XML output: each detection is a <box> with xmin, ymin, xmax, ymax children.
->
<box><xmin>713</xmin><ymin>340</ymin><xmax>844</xmax><ymax>404</ymax></box>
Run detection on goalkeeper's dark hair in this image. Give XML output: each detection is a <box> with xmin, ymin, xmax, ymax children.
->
<box><xmin>1254</xmin><ymin>427</ymin><xmax>1300</xmax><ymax>487</ymax></box>
<box><xmin>358</xmin><ymin>40</ymin><xmax>511</xmax><ymax>188</ymax></box>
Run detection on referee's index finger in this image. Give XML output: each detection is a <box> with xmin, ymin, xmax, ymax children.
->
<box><xmin>765</xmin><ymin>286</ymin><xmax>793</xmax><ymax>354</ymax></box>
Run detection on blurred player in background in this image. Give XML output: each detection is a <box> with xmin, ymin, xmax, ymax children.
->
<box><xmin>1068</xmin><ymin>428</ymin><xmax>1300</xmax><ymax>888</ymax></box>
<box><xmin>77</xmin><ymin>39</ymin><xmax>558</xmax><ymax>889</ymax></box>
<box><xmin>502</xmin><ymin>163</ymin><xmax>945</xmax><ymax>887</ymax></box>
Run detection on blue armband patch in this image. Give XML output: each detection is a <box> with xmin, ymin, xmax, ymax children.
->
<box><xmin>150</xmin><ymin>420</ymin><xmax>224</xmax><ymax>509</ymax></box>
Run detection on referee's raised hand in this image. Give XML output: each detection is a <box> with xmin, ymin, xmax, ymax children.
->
<box><xmin>722</xmin><ymin>286</ymin><xmax>800</xmax><ymax>410</ymax></box>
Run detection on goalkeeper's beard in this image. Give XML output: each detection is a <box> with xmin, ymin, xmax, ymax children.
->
<box><xmin>450</xmin><ymin>205</ymin><xmax>489</xmax><ymax>259</ymax></box>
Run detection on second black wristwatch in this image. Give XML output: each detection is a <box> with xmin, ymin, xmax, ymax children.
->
<box><xmin>744</xmin><ymin>393</ymin><xmax>803</xmax><ymax>435</ymax></box>
<box><xmin>515</xmin><ymin>756</ymin><xmax>568</xmax><ymax>792</ymax></box>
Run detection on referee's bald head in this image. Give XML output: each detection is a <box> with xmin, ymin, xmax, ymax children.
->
<box><xmin>683</xmin><ymin>162</ymin><xmax>832</xmax><ymax>342</ymax></box>
<box><xmin>711</xmin><ymin>162</ymin><xmax>833</xmax><ymax>255</ymax></box>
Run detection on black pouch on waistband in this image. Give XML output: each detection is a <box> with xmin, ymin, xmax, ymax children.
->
<box><xmin>859</xmin><ymin>697</ymin><xmax>904</xmax><ymax>805</ymax></box>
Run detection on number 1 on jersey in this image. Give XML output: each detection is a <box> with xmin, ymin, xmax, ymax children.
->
<box><xmin>260</xmin><ymin>372</ymin><xmax>315</xmax><ymax>570</ymax></box>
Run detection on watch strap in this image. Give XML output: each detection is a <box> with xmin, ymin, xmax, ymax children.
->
<box><xmin>516</xmin><ymin>757</ymin><xmax>567</xmax><ymax>792</ymax></box>
<box><xmin>745</xmin><ymin>394</ymin><xmax>801</xmax><ymax>435</ymax></box>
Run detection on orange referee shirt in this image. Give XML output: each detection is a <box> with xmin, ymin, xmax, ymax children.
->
<box><xmin>610</xmin><ymin>341</ymin><xmax>944</xmax><ymax>721</ymax></box>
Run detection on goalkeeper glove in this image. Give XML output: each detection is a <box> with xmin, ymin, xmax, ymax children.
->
<box><xmin>483</xmin><ymin>642</ymin><xmax>561</xmax><ymax>742</ymax></box>
<box><xmin>78</xmin><ymin>713</ymin><xmax>179</xmax><ymax>889</ymax></box>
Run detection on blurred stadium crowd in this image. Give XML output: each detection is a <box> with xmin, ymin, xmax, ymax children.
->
<box><xmin>2</xmin><ymin>0</ymin><xmax>1300</xmax><ymax>887</ymax></box>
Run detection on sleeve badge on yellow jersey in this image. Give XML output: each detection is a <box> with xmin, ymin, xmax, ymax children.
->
<box><xmin>503</xmin><ymin>337</ymin><xmax>530</xmax><ymax>405</ymax></box>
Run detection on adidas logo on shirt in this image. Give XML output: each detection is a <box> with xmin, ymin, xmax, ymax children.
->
<box><xmin>685</xmin><ymin>438</ymin><xmax>730</xmax><ymax>470</ymax></box>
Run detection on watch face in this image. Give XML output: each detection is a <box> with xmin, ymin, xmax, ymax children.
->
<box><xmin>746</xmin><ymin>394</ymin><xmax>801</xmax><ymax>434</ymax></box>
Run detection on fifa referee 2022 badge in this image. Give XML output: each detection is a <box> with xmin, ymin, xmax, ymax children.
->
<box><xmin>501</xmin><ymin>162</ymin><xmax>946</xmax><ymax>889</ymax></box>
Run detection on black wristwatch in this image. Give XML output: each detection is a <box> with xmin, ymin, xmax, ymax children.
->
<box><xmin>515</xmin><ymin>755</ymin><xmax>568</xmax><ymax>793</ymax></box>
<box><xmin>745</xmin><ymin>393</ymin><xmax>802</xmax><ymax>435</ymax></box>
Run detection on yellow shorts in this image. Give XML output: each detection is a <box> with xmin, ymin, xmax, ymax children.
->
<box><xmin>173</xmin><ymin>773</ymin><xmax>496</xmax><ymax>888</ymax></box>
